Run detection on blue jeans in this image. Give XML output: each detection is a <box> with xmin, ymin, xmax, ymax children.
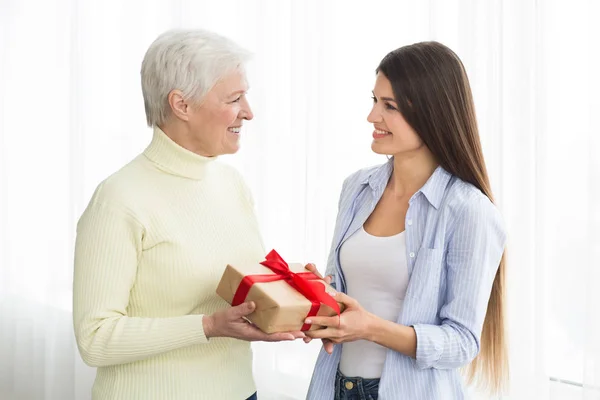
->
<box><xmin>245</xmin><ymin>393</ymin><xmax>257</xmax><ymax>400</ymax></box>
<box><xmin>334</xmin><ymin>370</ymin><xmax>380</xmax><ymax>400</ymax></box>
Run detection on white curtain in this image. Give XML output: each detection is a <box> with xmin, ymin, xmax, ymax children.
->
<box><xmin>1</xmin><ymin>0</ymin><xmax>598</xmax><ymax>399</ymax></box>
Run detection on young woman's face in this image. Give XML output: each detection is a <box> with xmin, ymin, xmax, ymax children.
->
<box><xmin>367</xmin><ymin>73</ymin><xmax>425</xmax><ymax>157</ymax></box>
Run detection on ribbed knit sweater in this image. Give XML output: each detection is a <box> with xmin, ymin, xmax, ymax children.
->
<box><xmin>73</xmin><ymin>126</ymin><xmax>264</xmax><ymax>400</ymax></box>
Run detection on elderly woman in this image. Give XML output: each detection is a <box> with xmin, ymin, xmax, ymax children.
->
<box><xmin>73</xmin><ymin>29</ymin><xmax>304</xmax><ymax>400</ymax></box>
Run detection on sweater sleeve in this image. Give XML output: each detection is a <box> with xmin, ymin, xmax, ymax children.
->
<box><xmin>73</xmin><ymin>197</ymin><xmax>209</xmax><ymax>368</ymax></box>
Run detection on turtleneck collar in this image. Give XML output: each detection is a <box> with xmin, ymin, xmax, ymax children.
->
<box><xmin>143</xmin><ymin>126</ymin><xmax>217</xmax><ymax>180</ymax></box>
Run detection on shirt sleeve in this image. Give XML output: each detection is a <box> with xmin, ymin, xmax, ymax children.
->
<box><xmin>413</xmin><ymin>194</ymin><xmax>506</xmax><ymax>369</ymax></box>
<box><xmin>324</xmin><ymin>177</ymin><xmax>353</xmax><ymax>291</ymax></box>
<box><xmin>73</xmin><ymin>195</ymin><xmax>208</xmax><ymax>368</ymax></box>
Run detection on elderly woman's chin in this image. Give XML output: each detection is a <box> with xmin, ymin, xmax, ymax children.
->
<box><xmin>224</xmin><ymin>130</ymin><xmax>242</xmax><ymax>154</ymax></box>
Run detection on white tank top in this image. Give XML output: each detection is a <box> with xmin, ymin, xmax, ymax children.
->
<box><xmin>338</xmin><ymin>226</ymin><xmax>409</xmax><ymax>378</ymax></box>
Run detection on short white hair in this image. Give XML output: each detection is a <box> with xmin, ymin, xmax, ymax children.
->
<box><xmin>141</xmin><ymin>29</ymin><xmax>251</xmax><ymax>127</ymax></box>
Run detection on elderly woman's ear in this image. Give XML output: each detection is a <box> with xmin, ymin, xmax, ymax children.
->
<box><xmin>167</xmin><ymin>90</ymin><xmax>191</xmax><ymax>122</ymax></box>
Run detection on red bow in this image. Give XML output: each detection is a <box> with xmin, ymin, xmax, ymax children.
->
<box><xmin>232</xmin><ymin>250</ymin><xmax>341</xmax><ymax>331</ymax></box>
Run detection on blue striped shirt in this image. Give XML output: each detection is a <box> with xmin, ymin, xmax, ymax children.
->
<box><xmin>307</xmin><ymin>159</ymin><xmax>506</xmax><ymax>399</ymax></box>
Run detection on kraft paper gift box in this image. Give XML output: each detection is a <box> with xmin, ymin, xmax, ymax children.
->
<box><xmin>216</xmin><ymin>250</ymin><xmax>343</xmax><ymax>334</ymax></box>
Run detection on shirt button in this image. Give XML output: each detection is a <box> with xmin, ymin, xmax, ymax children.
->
<box><xmin>409</xmin><ymin>252</ymin><xmax>415</xmax><ymax>258</ymax></box>
<box><xmin>407</xmin><ymin>219</ymin><xmax>413</xmax><ymax>226</ymax></box>
<box><xmin>345</xmin><ymin>381</ymin><xmax>354</xmax><ymax>390</ymax></box>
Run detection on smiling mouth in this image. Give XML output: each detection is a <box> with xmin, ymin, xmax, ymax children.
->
<box><xmin>228</xmin><ymin>127</ymin><xmax>241</xmax><ymax>134</ymax></box>
<box><xmin>374</xmin><ymin>128</ymin><xmax>391</xmax><ymax>135</ymax></box>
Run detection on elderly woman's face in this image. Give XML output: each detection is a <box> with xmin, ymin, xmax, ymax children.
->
<box><xmin>189</xmin><ymin>69</ymin><xmax>253</xmax><ymax>156</ymax></box>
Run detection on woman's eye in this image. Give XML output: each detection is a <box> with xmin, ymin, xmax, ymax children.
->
<box><xmin>385</xmin><ymin>103</ymin><xmax>396</xmax><ymax>110</ymax></box>
<box><xmin>371</xmin><ymin>96</ymin><xmax>377</xmax><ymax>103</ymax></box>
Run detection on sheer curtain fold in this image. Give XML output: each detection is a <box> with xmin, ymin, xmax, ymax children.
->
<box><xmin>583</xmin><ymin>2</ymin><xmax>600</xmax><ymax>398</ymax></box>
<box><xmin>0</xmin><ymin>1</ymin><xmax>598</xmax><ymax>399</ymax></box>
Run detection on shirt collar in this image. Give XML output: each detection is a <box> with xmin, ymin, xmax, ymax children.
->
<box><xmin>417</xmin><ymin>166</ymin><xmax>452</xmax><ymax>209</ymax></box>
<box><xmin>361</xmin><ymin>158</ymin><xmax>394</xmax><ymax>191</ymax></box>
<box><xmin>361</xmin><ymin>158</ymin><xmax>452</xmax><ymax>209</ymax></box>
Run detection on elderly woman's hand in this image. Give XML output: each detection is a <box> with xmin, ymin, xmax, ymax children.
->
<box><xmin>203</xmin><ymin>301</ymin><xmax>306</xmax><ymax>342</ymax></box>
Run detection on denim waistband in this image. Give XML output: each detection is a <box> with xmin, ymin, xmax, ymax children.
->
<box><xmin>335</xmin><ymin>370</ymin><xmax>380</xmax><ymax>400</ymax></box>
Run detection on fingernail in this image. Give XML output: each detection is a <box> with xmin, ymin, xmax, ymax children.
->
<box><xmin>305</xmin><ymin>319</ymin><xmax>312</xmax><ymax>324</ymax></box>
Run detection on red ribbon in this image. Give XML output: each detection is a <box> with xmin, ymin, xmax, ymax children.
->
<box><xmin>232</xmin><ymin>250</ymin><xmax>341</xmax><ymax>331</ymax></box>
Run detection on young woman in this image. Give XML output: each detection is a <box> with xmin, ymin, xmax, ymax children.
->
<box><xmin>305</xmin><ymin>42</ymin><xmax>507</xmax><ymax>400</ymax></box>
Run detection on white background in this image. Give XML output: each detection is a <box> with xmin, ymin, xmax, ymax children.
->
<box><xmin>1</xmin><ymin>0</ymin><xmax>599</xmax><ymax>399</ymax></box>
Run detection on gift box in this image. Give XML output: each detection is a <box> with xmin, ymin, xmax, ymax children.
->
<box><xmin>216</xmin><ymin>250</ymin><xmax>343</xmax><ymax>333</ymax></box>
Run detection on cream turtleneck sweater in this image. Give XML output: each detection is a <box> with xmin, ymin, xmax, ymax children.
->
<box><xmin>73</xmin><ymin>127</ymin><xmax>265</xmax><ymax>400</ymax></box>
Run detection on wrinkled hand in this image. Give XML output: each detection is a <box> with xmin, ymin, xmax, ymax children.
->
<box><xmin>302</xmin><ymin>263</ymin><xmax>335</xmax><ymax>354</ymax></box>
<box><xmin>203</xmin><ymin>301</ymin><xmax>305</xmax><ymax>342</ymax></box>
<box><xmin>304</xmin><ymin>292</ymin><xmax>374</xmax><ymax>345</ymax></box>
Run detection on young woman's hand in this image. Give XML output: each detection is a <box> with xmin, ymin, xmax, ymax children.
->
<box><xmin>304</xmin><ymin>292</ymin><xmax>376</xmax><ymax>344</ymax></box>
<box><xmin>302</xmin><ymin>263</ymin><xmax>335</xmax><ymax>354</ymax></box>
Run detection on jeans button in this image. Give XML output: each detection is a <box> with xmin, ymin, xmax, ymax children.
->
<box><xmin>345</xmin><ymin>381</ymin><xmax>354</xmax><ymax>390</ymax></box>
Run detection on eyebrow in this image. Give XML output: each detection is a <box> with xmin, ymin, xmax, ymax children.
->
<box><xmin>372</xmin><ymin>91</ymin><xmax>397</xmax><ymax>103</ymax></box>
<box><xmin>228</xmin><ymin>89</ymin><xmax>246</xmax><ymax>97</ymax></box>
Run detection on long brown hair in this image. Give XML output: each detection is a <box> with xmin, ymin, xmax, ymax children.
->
<box><xmin>377</xmin><ymin>42</ymin><xmax>507</xmax><ymax>394</ymax></box>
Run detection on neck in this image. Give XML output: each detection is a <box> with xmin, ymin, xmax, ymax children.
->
<box><xmin>389</xmin><ymin>147</ymin><xmax>438</xmax><ymax>198</ymax></box>
<box><xmin>143</xmin><ymin>126</ymin><xmax>216</xmax><ymax>180</ymax></box>
<box><xmin>158</xmin><ymin>120</ymin><xmax>213</xmax><ymax>157</ymax></box>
